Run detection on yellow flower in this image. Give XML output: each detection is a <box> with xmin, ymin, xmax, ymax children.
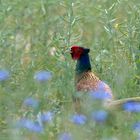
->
<box><xmin>114</xmin><ymin>23</ymin><xmax>119</xmax><ymax>29</ymax></box>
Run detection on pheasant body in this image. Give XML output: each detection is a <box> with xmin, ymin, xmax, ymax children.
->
<box><xmin>71</xmin><ymin>45</ymin><xmax>113</xmax><ymax>98</ymax></box>
<box><xmin>76</xmin><ymin>71</ymin><xmax>100</xmax><ymax>92</ymax></box>
<box><xmin>76</xmin><ymin>71</ymin><xmax>112</xmax><ymax>96</ymax></box>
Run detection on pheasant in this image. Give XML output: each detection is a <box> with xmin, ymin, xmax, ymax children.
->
<box><xmin>70</xmin><ymin>45</ymin><xmax>140</xmax><ymax>111</ymax></box>
<box><xmin>70</xmin><ymin>45</ymin><xmax>112</xmax><ymax>97</ymax></box>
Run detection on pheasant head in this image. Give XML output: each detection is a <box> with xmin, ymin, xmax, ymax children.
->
<box><xmin>70</xmin><ymin>46</ymin><xmax>91</xmax><ymax>74</ymax></box>
<box><xmin>70</xmin><ymin>46</ymin><xmax>90</xmax><ymax>60</ymax></box>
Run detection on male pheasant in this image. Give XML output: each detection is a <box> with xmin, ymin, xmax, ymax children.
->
<box><xmin>70</xmin><ymin>45</ymin><xmax>112</xmax><ymax>98</ymax></box>
<box><xmin>70</xmin><ymin>45</ymin><xmax>140</xmax><ymax>111</ymax></box>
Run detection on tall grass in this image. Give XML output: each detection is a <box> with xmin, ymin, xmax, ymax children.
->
<box><xmin>0</xmin><ymin>0</ymin><xmax>140</xmax><ymax>139</ymax></box>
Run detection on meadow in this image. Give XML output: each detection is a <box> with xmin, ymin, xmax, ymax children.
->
<box><xmin>0</xmin><ymin>0</ymin><xmax>140</xmax><ymax>139</ymax></box>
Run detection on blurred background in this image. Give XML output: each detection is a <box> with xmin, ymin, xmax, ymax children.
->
<box><xmin>0</xmin><ymin>0</ymin><xmax>140</xmax><ymax>139</ymax></box>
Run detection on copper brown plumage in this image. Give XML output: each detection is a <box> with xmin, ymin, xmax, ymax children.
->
<box><xmin>76</xmin><ymin>71</ymin><xmax>112</xmax><ymax>96</ymax></box>
<box><xmin>76</xmin><ymin>71</ymin><xmax>100</xmax><ymax>92</ymax></box>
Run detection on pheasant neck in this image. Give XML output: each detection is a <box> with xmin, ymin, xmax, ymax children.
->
<box><xmin>76</xmin><ymin>53</ymin><xmax>91</xmax><ymax>75</ymax></box>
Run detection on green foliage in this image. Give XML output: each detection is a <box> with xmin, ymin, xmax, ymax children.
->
<box><xmin>0</xmin><ymin>0</ymin><xmax>140</xmax><ymax>139</ymax></box>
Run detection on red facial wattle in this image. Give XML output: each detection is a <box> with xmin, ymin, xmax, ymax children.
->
<box><xmin>70</xmin><ymin>46</ymin><xmax>84</xmax><ymax>60</ymax></box>
<box><xmin>71</xmin><ymin>52</ymin><xmax>82</xmax><ymax>60</ymax></box>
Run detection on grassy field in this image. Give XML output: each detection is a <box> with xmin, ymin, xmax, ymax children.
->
<box><xmin>0</xmin><ymin>0</ymin><xmax>140</xmax><ymax>139</ymax></box>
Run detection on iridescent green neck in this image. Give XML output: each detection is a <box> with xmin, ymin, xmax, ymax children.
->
<box><xmin>76</xmin><ymin>53</ymin><xmax>91</xmax><ymax>74</ymax></box>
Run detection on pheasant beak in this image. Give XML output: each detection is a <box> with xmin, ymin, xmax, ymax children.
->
<box><xmin>69</xmin><ymin>48</ymin><xmax>72</xmax><ymax>54</ymax></box>
<box><xmin>69</xmin><ymin>49</ymin><xmax>75</xmax><ymax>59</ymax></box>
<box><xmin>63</xmin><ymin>48</ymin><xmax>75</xmax><ymax>60</ymax></box>
<box><xmin>70</xmin><ymin>49</ymin><xmax>72</xmax><ymax>54</ymax></box>
<box><xmin>62</xmin><ymin>48</ymin><xmax>71</xmax><ymax>55</ymax></box>
<box><xmin>67</xmin><ymin>48</ymin><xmax>73</xmax><ymax>56</ymax></box>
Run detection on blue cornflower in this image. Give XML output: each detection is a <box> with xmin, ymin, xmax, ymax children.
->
<box><xmin>98</xmin><ymin>81</ymin><xmax>107</xmax><ymax>90</ymax></box>
<box><xmin>123</xmin><ymin>101</ymin><xmax>140</xmax><ymax>112</ymax></box>
<box><xmin>58</xmin><ymin>132</ymin><xmax>73</xmax><ymax>140</ymax></box>
<box><xmin>23</xmin><ymin>97</ymin><xmax>39</xmax><ymax>108</ymax></box>
<box><xmin>40</xmin><ymin>111</ymin><xmax>54</xmax><ymax>122</ymax></box>
<box><xmin>0</xmin><ymin>70</ymin><xmax>10</xmax><ymax>81</ymax></box>
<box><xmin>132</xmin><ymin>122</ymin><xmax>140</xmax><ymax>132</ymax></box>
<box><xmin>34</xmin><ymin>70</ymin><xmax>52</xmax><ymax>82</ymax></box>
<box><xmin>70</xmin><ymin>114</ymin><xmax>87</xmax><ymax>125</ymax></box>
<box><xmin>89</xmin><ymin>91</ymin><xmax>112</xmax><ymax>100</ymax></box>
<box><xmin>18</xmin><ymin>118</ymin><xmax>43</xmax><ymax>133</ymax></box>
<box><xmin>89</xmin><ymin>82</ymin><xmax>112</xmax><ymax>100</ymax></box>
<box><xmin>91</xmin><ymin>110</ymin><xmax>108</xmax><ymax>123</ymax></box>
